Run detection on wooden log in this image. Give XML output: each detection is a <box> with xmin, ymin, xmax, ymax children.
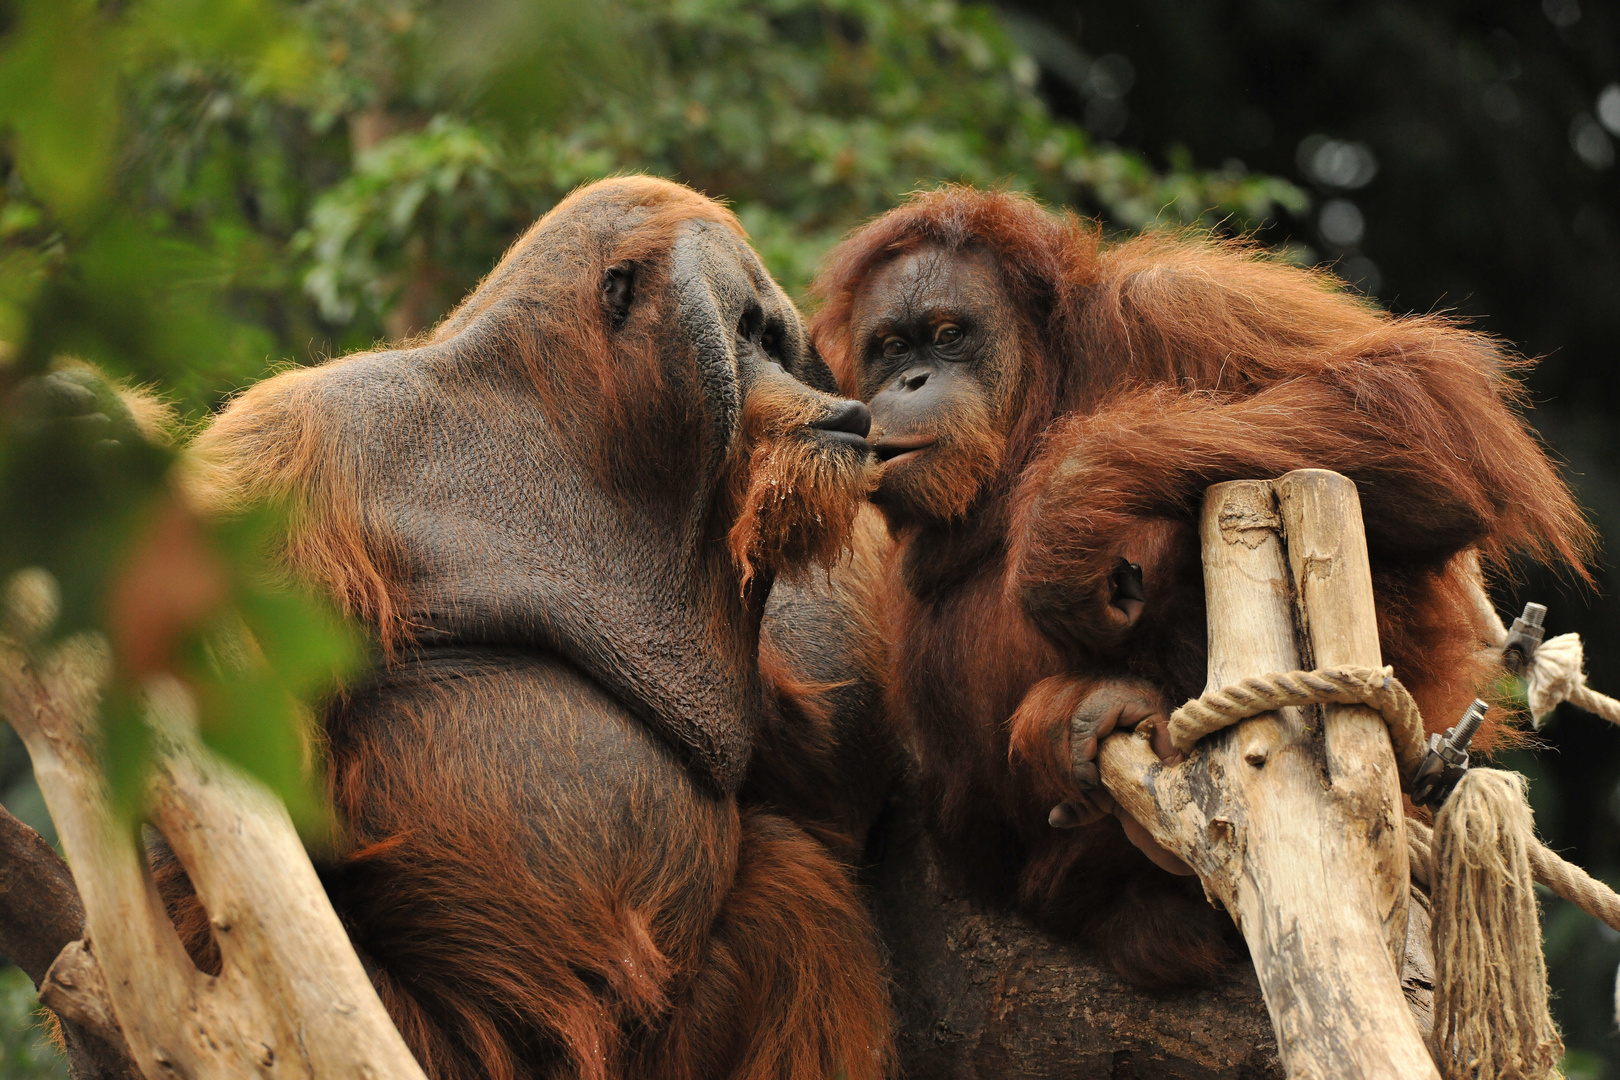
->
<box><xmin>1098</xmin><ymin>471</ymin><xmax>1435</xmax><ymax>1079</ymax></box>
<box><xmin>1273</xmin><ymin>470</ymin><xmax>1410</xmax><ymax>965</ymax></box>
<box><xmin>866</xmin><ymin>779</ymin><xmax>1434</xmax><ymax>1079</ymax></box>
<box><xmin>0</xmin><ymin>606</ymin><xmax>427</xmax><ymax>1080</ymax></box>
<box><xmin>0</xmin><ymin>800</ymin><xmax>141</xmax><ymax>1080</ymax></box>
<box><xmin>869</xmin><ymin>785</ymin><xmax>1287</xmax><ymax>1080</ymax></box>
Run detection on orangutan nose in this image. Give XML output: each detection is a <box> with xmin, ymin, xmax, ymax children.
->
<box><xmin>813</xmin><ymin>400</ymin><xmax>873</xmax><ymax>439</ymax></box>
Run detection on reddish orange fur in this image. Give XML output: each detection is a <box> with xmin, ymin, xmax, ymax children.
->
<box><xmin>164</xmin><ymin>177</ymin><xmax>891</xmax><ymax>1079</ymax></box>
<box><xmin>644</xmin><ymin>810</ymin><xmax>891</xmax><ymax>1080</ymax></box>
<box><xmin>746</xmin><ymin>508</ymin><xmax>902</xmax><ymax>864</ymax></box>
<box><xmin>870</xmin><ymin>384</ymin><xmax>1006</xmax><ymax>524</ymax></box>
<box><xmin>726</xmin><ymin>380</ymin><xmax>877</xmax><ymax>591</ymax></box>
<box><xmin>184</xmin><ymin>363</ymin><xmax>418</xmax><ymax>653</ymax></box>
<box><xmin>1005</xmin><ymin>673</ymin><xmax>1098</xmax><ymax>811</ymax></box>
<box><xmin>807</xmin><ymin>185</ymin><xmax>1591</xmax><ymax>989</ymax></box>
<box><xmin>186</xmin><ymin>178</ymin><xmax>753</xmax><ymax>656</ymax></box>
<box><xmin>435</xmin><ymin>177</ymin><xmax>745</xmax><ymax>477</ymax></box>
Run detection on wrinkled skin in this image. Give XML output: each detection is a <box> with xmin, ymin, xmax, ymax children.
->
<box><xmin>855</xmin><ymin>248</ymin><xmax>1016</xmax><ymax>526</ymax></box>
<box><xmin>157</xmin><ymin>177</ymin><xmax>893</xmax><ymax>1080</ymax></box>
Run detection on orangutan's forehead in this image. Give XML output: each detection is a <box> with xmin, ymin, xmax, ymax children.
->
<box><xmin>851</xmin><ymin>245</ymin><xmax>1011</xmax><ymax>328</ymax></box>
<box><xmin>667</xmin><ymin>221</ymin><xmax>790</xmax><ymax>319</ymax></box>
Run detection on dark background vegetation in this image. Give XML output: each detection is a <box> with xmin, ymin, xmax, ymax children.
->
<box><xmin>0</xmin><ymin>0</ymin><xmax>1615</xmax><ymax>1075</ymax></box>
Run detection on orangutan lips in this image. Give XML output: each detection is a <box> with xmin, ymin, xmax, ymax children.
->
<box><xmin>874</xmin><ymin>435</ymin><xmax>936</xmax><ymax>464</ymax></box>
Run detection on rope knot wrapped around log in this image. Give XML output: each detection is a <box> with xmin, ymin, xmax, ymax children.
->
<box><xmin>1166</xmin><ymin>659</ymin><xmax>1620</xmax><ymax>1080</ymax></box>
<box><xmin>1169</xmin><ymin>665</ymin><xmax>1426</xmax><ymax>780</ymax></box>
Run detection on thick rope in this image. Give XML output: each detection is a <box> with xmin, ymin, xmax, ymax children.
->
<box><xmin>1409</xmin><ymin>817</ymin><xmax>1620</xmax><ymax>930</ymax></box>
<box><xmin>1426</xmin><ymin>770</ymin><xmax>1563</xmax><ymax>1080</ymax></box>
<box><xmin>1169</xmin><ymin>659</ymin><xmax>1620</xmax><ymax>1078</ymax></box>
<box><xmin>1465</xmin><ymin>571</ymin><xmax>1620</xmax><ymax>1035</ymax></box>
<box><xmin>1168</xmin><ymin>664</ymin><xmax>1426</xmax><ymax>778</ymax></box>
<box><xmin>1170</xmin><ymin>666</ymin><xmax>1620</xmax><ymax>930</ymax></box>
<box><xmin>1467</xmin><ymin>569</ymin><xmax>1620</xmax><ymax>728</ymax></box>
<box><xmin>1524</xmin><ymin>633</ymin><xmax>1620</xmax><ymax>727</ymax></box>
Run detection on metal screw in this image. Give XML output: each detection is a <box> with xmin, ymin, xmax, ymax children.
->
<box><xmin>1503</xmin><ymin>602</ymin><xmax>1548</xmax><ymax>676</ymax></box>
<box><xmin>1448</xmin><ymin>698</ymin><xmax>1489</xmax><ymax>753</ymax></box>
<box><xmin>1411</xmin><ymin>699</ymin><xmax>1489</xmax><ymax>808</ymax></box>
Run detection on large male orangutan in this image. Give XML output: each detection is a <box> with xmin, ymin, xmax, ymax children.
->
<box><xmin>791</xmin><ymin>186</ymin><xmax>1590</xmax><ymax>989</ymax></box>
<box><xmin>161</xmin><ymin>177</ymin><xmax>891</xmax><ymax>1080</ymax></box>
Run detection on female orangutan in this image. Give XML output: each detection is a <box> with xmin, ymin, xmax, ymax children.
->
<box><xmin>782</xmin><ymin>185</ymin><xmax>1591</xmax><ymax>989</ymax></box>
<box><xmin>159</xmin><ymin>177</ymin><xmax>892</xmax><ymax>1080</ymax></box>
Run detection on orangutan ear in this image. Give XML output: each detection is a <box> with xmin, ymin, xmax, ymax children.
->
<box><xmin>1109</xmin><ymin>558</ymin><xmax>1146</xmax><ymax>628</ymax></box>
<box><xmin>601</xmin><ymin>262</ymin><xmax>636</xmax><ymax>330</ymax></box>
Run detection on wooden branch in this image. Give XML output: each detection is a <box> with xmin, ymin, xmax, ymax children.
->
<box><xmin>870</xmin><ymin>785</ymin><xmax>1286</xmax><ymax>1079</ymax></box>
<box><xmin>0</xmin><ymin>803</ymin><xmax>143</xmax><ymax>1080</ymax></box>
<box><xmin>0</xmin><ymin>802</ymin><xmax>83</xmax><ymax>982</ymax></box>
<box><xmin>0</xmin><ymin>625</ymin><xmax>427</xmax><ymax>1080</ymax></box>
<box><xmin>1099</xmin><ymin>470</ymin><xmax>1435</xmax><ymax>1079</ymax></box>
<box><xmin>42</xmin><ymin>941</ymin><xmax>122</xmax><ymax>1047</ymax></box>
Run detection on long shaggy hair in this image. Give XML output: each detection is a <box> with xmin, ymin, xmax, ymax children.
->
<box><xmin>172</xmin><ymin>176</ymin><xmax>894</xmax><ymax>1079</ymax></box>
<box><xmin>798</xmin><ymin>184</ymin><xmax>1595</xmax><ymax>989</ymax></box>
<box><xmin>812</xmin><ymin>187</ymin><xmax>1089</xmax><ymax>477</ymax></box>
<box><xmin>725</xmin><ymin>380</ymin><xmax>877</xmax><ymax>590</ymax></box>
<box><xmin>813</xmin><ymin>183</ymin><xmax>1593</xmax><ymax>735</ymax></box>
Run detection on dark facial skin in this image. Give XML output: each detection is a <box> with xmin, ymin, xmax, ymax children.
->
<box><xmin>846</xmin><ymin>245</ymin><xmax>1021</xmax><ymax>520</ymax></box>
<box><xmin>846</xmin><ymin>243</ymin><xmax>1187</xmax><ymax>872</ymax></box>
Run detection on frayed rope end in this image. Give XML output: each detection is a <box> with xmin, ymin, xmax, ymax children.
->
<box><xmin>1430</xmin><ymin>768</ymin><xmax>1564</xmax><ymax>1080</ymax></box>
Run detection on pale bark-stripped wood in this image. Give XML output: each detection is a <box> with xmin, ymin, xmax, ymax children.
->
<box><xmin>1098</xmin><ymin>470</ymin><xmax>1436</xmax><ymax>1080</ymax></box>
<box><xmin>1274</xmin><ymin>470</ymin><xmax>1410</xmax><ymax>965</ymax></box>
<box><xmin>0</xmin><ymin>626</ymin><xmax>428</xmax><ymax>1080</ymax></box>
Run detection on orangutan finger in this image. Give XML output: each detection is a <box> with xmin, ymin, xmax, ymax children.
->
<box><xmin>1142</xmin><ymin>715</ymin><xmax>1185</xmax><ymax>765</ymax></box>
<box><xmin>1048</xmin><ymin>801</ymin><xmax>1107</xmax><ymax>829</ymax></box>
<box><xmin>1069</xmin><ymin>696</ymin><xmax>1123</xmax><ymax>767</ymax></box>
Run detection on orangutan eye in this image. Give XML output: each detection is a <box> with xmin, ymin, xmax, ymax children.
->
<box><xmin>934</xmin><ymin>323</ymin><xmax>962</xmax><ymax>346</ymax></box>
<box><xmin>882</xmin><ymin>337</ymin><xmax>910</xmax><ymax>359</ymax></box>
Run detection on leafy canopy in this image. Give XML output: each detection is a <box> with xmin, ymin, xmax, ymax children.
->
<box><xmin>0</xmin><ymin>0</ymin><xmax>1301</xmax><ymax>817</ymax></box>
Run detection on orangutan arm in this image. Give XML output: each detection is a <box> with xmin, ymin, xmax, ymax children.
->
<box><xmin>1008</xmin><ymin>353</ymin><xmax>1588</xmax><ymax>657</ymax></box>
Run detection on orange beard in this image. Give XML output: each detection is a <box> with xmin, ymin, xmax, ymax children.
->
<box><xmin>726</xmin><ymin>384</ymin><xmax>878</xmax><ymax>591</ymax></box>
<box><xmin>875</xmin><ymin>391</ymin><xmax>1006</xmax><ymax>525</ymax></box>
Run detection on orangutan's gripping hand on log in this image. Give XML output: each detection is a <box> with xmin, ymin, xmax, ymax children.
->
<box><xmin>802</xmin><ymin>184</ymin><xmax>1590</xmax><ymax>989</ymax></box>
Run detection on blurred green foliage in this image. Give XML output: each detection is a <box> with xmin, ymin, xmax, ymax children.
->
<box><xmin>0</xmin><ymin>0</ymin><xmax>1302</xmax><ymax>1075</ymax></box>
<box><xmin>0</xmin><ymin>969</ymin><xmax>63</xmax><ymax>1080</ymax></box>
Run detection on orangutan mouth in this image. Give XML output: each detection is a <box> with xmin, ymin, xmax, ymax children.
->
<box><xmin>874</xmin><ymin>435</ymin><xmax>936</xmax><ymax>466</ymax></box>
<box><xmin>817</xmin><ymin>429</ymin><xmax>873</xmax><ymax>453</ymax></box>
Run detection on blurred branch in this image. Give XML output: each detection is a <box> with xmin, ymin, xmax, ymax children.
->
<box><xmin>0</xmin><ymin>621</ymin><xmax>424</xmax><ymax>1080</ymax></box>
<box><xmin>0</xmin><ymin>804</ymin><xmax>79</xmax><ymax>983</ymax></box>
<box><xmin>0</xmin><ymin>797</ymin><xmax>140</xmax><ymax>1080</ymax></box>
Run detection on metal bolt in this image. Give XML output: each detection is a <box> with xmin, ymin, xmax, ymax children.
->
<box><xmin>1448</xmin><ymin>699</ymin><xmax>1489</xmax><ymax>753</ymax></box>
<box><xmin>1411</xmin><ymin>699</ymin><xmax>1488</xmax><ymax>808</ymax></box>
<box><xmin>1503</xmin><ymin>602</ymin><xmax>1548</xmax><ymax>675</ymax></box>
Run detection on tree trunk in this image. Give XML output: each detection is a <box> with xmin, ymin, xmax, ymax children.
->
<box><xmin>0</xmin><ymin>622</ymin><xmax>427</xmax><ymax>1080</ymax></box>
<box><xmin>0</xmin><ymin>804</ymin><xmax>141</xmax><ymax>1080</ymax></box>
<box><xmin>870</xmin><ymin>788</ymin><xmax>1287</xmax><ymax>1079</ymax></box>
<box><xmin>1099</xmin><ymin>471</ymin><xmax>1435</xmax><ymax>1079</ymax></box>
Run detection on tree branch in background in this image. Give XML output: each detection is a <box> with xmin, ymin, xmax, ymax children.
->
<box><xmin>0</xmin><ymin>803</ymin><xmax>81</xmax><ymax>983</ymax></box>
<box><xmin>0</xmin><ymin>566</ymin><xmax>427</xmax><ymax>1080</ymax></box>
<box><xmin>0</xmin><ymin>788</ymin><xmax>141</xmax><ymax>1079</ymax></box>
